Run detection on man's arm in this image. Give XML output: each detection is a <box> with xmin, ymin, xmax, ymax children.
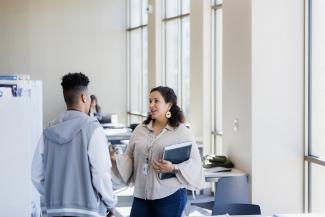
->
<box><xmin>88</xmin><ymin>127</ymin><xmax>118</xmax><ymax>209</ymax></box>
<box><xmin>31</xmin><ymin>134</ymin><xmax>45</xmax><ymax>196</ymax></box>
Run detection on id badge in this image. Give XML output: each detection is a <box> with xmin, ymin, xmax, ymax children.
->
<box><xmin>142</xmin><ymin>163</ymin><xmax>149</xmax><ymax>176</ymax></box>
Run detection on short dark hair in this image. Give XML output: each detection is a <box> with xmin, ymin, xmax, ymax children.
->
<box><xmin>143</xmin><ymin>86</ymin><xmax>185</xmax><ymax>127</ymax></box>
<box><xmin>61</xmin><ymin>72</ymin><xmax>90</xmax><ymax>106</ymax></box>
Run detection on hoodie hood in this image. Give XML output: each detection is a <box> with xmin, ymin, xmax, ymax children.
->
<box><xmin>44</xmin><ymin>110</ymin><xmax>96</xmax><ymax>145</ymax></box>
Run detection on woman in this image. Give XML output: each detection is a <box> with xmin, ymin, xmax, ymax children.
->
<box><xmin>88</xmin><ymin>94</ymin><xmax>102</xmax><ymax>119</ymax></box>
<box><xmin>111</xmin><ymin>86</ymin><xmax>204</xmax><ymax>217</ymax></box>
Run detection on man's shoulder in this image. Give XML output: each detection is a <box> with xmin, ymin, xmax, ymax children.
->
<box><xmin>85</xmin><ymin>116</ymin><xmax>102</xmax><ymax>132</ymax></box>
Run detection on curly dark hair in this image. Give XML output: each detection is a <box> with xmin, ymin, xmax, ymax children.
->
<box><xmin>143</xmin><ymin>86</ymin><xmax>185</xmax><ymax>128</ymax></box>
<box><xmin>61</xmin><ymin>72</ymin><xmax>89</xmax><ymax>106</ymax></box>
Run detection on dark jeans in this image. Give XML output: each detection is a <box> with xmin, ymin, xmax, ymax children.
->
<box><xmin>130</xmin><ymin>188</ymin><xmax>187</xmax><ymax>217</ymax></box>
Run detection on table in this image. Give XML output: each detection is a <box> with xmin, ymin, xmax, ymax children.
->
<box><xmin>204</xmin><ymin>168</ymin><xmax>247</xmax><ymax>182</ymax></box>
<box><xmin>103</xmin><ymin>127</ymin><xmax>132</xmax><ymax>144</ymax></box>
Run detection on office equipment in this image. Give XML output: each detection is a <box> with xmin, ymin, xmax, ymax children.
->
<box><xmin>212</xmin><ymin>203</ymin><xmax>261</xmax><ymax>215</ymax></box>
<box><xmin>0</xmin><ymin>79</ymin><xmax>42</xmax><ymax>217</ymax></box>
<box><xmin>159</xmin><ymin>142</ymin><xmax>192</xmax><ymax>180</ymax></box>
<box><xmin>98</xmin><ymin>115</ymin><xmax>111</xmax><ymax>124</ymax></box>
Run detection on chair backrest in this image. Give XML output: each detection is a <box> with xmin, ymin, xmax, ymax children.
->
<box><xmin>214</xmin><ymin>176</ymin><xmax>249</xmax><ymax>205</ymax></box>
<box><xmin>129</xmin><ymin>123</ymin><xmax>139</xmax><ymax>131</ymax></box>
<box><xmin>212</xmin><ymin>203</ymin><xmax>261</xmax><ymax>216</ymax></box>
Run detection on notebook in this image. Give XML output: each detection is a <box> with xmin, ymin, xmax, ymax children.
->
<box><xmin>159</xmin><ymin>141</ymin><xmax>192</xmax><ymax>180</ymax></box>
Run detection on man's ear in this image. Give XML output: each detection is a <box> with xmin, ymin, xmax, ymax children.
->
<box><xmin>81</xmin><ymin>94</ymin><xmax>87</xmax><ymax>103</ymax></box>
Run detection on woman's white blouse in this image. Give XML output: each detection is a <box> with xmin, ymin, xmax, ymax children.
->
<box><xmin>115</xmin><ymin>121</ymin><xmax>204</xmax><ymax>200</ymax></box>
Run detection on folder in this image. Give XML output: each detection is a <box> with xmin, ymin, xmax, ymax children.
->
<box><xmin>159</xmin><ymin>141</ymin><xmax>192</xmax><ymax>180</ymax></box>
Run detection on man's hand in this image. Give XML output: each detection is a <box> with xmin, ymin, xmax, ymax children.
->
<box><xmin>107</xmin><ymin>209</ymin><xmax>114</xmax><ymax>217</ymax></box>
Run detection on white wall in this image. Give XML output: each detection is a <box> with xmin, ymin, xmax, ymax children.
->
<box><xmin>223</xmin><ymin>0</ymin><xmax>253</xmax><ymax>178</ymax></box>
<box><xmin>190</xmin><ymin>0</ymin><xmax>212</xmax><ymax>153</ymax></box>
<box><xmin>0</xmin><ymin>0</ymin><xmax>127</xmax><ymax>125</ymax></box>
<box><xmin>223</xmin><ymin>0</ymin><xmax>304</xmax><ymax>214</ymax></box>
<box><xmin>251</xmin><ymin>0</ymin><xmax>304</xmax><ymax>213</ymax></box>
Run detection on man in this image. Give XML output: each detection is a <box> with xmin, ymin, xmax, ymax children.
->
<box><xmin>31</xmin><ymin>72</ymin><xmax>117</xmax><ymax>217</ymax></box>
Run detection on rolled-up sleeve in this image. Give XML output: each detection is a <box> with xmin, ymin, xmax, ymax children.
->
<box><xmin>88</xmin><ymin>128</ymin><xmax>118</xmax><ymax>209</ymax></box>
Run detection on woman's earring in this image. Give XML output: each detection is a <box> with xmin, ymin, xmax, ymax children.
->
<box><xmin>165</xmin><ymin>111</ymin><xmax>171</xmax><ymax>119</ymax></box>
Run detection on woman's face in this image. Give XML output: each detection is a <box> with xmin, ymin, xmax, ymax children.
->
<box><xmin>149</xmin><ymin>91</ymin><xmax>172</xmax><ymax>122</ymax></box>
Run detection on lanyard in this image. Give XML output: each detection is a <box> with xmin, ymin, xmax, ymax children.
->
<box><xmin>142</xmin><ymin>128</ymin><xmax>166</xmax><ymax>176</ymax></box>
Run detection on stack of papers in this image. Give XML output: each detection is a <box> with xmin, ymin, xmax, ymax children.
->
<box><xmin>203</xmin><ymin>167</ymin><xmax>232</xmax><ymax>173</ymax></box>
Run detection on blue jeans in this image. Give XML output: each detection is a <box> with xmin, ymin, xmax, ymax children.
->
<box><xmin>130</xmin><ymin>188</ymin><xmax>187</xmax><ymax>217</ymax></box>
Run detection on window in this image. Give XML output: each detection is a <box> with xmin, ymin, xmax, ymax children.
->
<box><xmin>127</xmin><ymin>0</ymin><xmax>148</xmax><ymax>124</ymax></box>
<box><xmin>162</xmin><ymin>0</ymin><xmax>190</xmax><ymax>120</ymax></box>
<box><xmin>305</xmin><ymin>0</ymin><xmax>325</xmax><ymax>212</ymax></box>
<box><xmin>211</xmin><ymin>0</ymin><xmax>223</xmax><ymax>154</ymax></box>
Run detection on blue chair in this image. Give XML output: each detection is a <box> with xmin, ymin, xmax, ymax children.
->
<box><xmin>129</xmin><ymin>123</ymin><xmax>139</xmax><ymax>131</ymax></box>
<box><xmin>212</xmin><ymin>203</ymin><xmax>261</xmax><ymax>215</ymax></box>
<box><xmin>214</xmin><ymin>176</ymin><xmax>249</xmax><ymax>205</ymax></box>
<box><xmin>189</xmin><ymin>176</ymin><xmax>249</xmax><ymax>212</ymax></box>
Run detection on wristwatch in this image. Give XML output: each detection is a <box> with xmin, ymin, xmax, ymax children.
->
<box><xmin>173</xmin><ymin>165</ymin><xmax>179</xmax><ymax>174</ymax></box>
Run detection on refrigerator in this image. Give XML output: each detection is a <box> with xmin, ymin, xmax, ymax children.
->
<box><xmin>0</xmin><ymin>78</ymin><xmax>43</xmax><ymax>216</ymax></box>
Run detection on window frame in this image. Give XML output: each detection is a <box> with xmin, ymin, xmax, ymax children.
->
<box><xmin>127</xmin><ymin>0</ymin><xmax>149</xmax><ymax>124</ymax></box>
<box><xmin>211</xmin><ymin>0</ymin><xmax>223</xmax><ymax>154</ymax></box>
<box><xmin>162</xmin><ymin>0</ymin><xmax>190</xmax><ymax>120</ymax></box>
<box><xmin>304</xmin><ymin>0</ymin><xmax>325</xmax><ymax>212</ymax></box>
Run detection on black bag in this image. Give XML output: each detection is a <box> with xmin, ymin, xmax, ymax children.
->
<box><xmin>202</xmin><ymin>155</ymin><xmax>234</xmax><ymax>168</ymax></box>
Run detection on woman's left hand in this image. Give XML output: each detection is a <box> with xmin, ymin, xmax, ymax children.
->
<box><xmin>153</xmin><ymin>159</ymin><xmax>175</xmax><ymax>173</ymax></box>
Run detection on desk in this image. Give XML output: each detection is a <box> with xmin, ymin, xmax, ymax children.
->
<box><xmin>204</xmin><ymin>168</ymin><xmax>246</xmax><ymax>182</ymax></box>
<box><xmin>103</xmin><ymin>127</ymin><xmax>132</xmax><ymax>155</ymax></box>
<box><xmin>103</xmin><ymin>127</ymin><xmax>132</xmax><ymax>144</ymax></box>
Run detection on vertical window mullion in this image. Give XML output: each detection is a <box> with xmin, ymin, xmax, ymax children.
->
<box><xmin>178</xmin><ymin>0</ymin><xmax>181</xmax><ymax>102</ymax></box>
<box><xmin>211</xmin><ymin>0</ymin><xmax>223</xmax><ymax>154</ymax></box>
<box><xmin>306</xmin><ymin>0</ymin><xmax>325</xmax><ymax>213</ymax></box>
<box><xmin>127</xmin><ymin>0</ymin><xmax>148</xmax><ymax>124</ymax></box>
<box><xmin>178</xmin><ymin>18</ymin><xmax>182</xmax><ymax>108</ymax></box>
<box><xmin>140</xmin><ymin>0</ymin><xmax>144</xmax><ymax>118</ymax></box>
<box><xmin>211</xmin><ymin>5</ymin><xmax>217</xmax><ymax>152</ymax></box>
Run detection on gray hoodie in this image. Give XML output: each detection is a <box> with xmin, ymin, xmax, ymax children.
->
<box><xmin>42</xmin><ymin>110</ymin><xmax>110</xmax><ymax>217</ymax></box>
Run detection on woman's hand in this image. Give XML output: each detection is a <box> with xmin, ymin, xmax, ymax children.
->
<box><xmin>153</xmin><ymin>159</ymin><xmax>175</xmax><ymax>173</ymax></box>
<box><xmin>108</xmin><ymin>145</ymin><xmax>117</xmax><ymax>162</ymax></box>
